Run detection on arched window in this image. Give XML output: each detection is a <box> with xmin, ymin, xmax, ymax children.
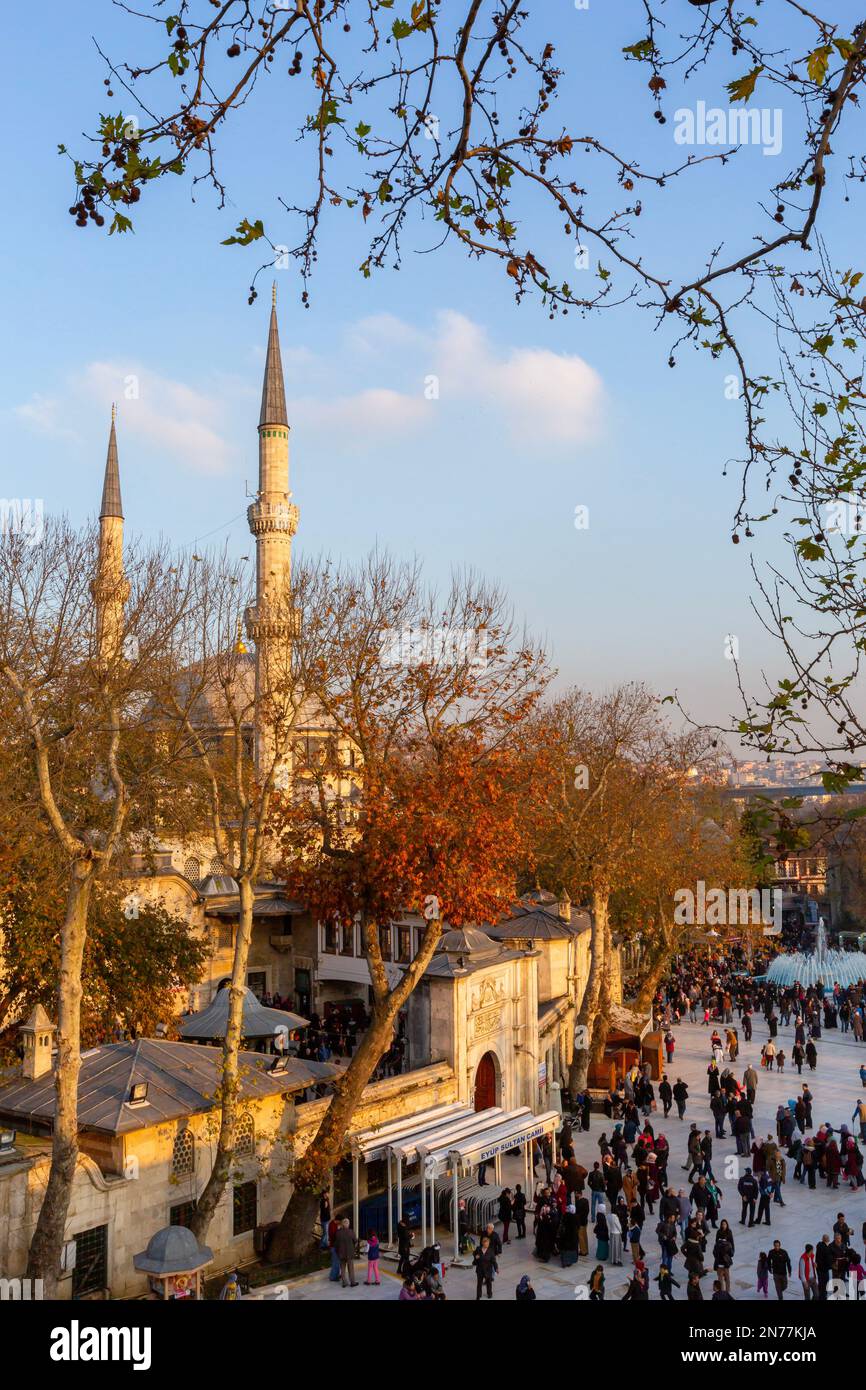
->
<box><xmin>184</xmin><ymin>856</ymin><xmax>201</xmax><ymax>889</ymax></box>
<box><xmin>172</xmin><ymin>1129</ymin><xmax>195</xmax><ymax>1178</ymax></box>
<box><xmin>236</xmin><ymin>1112</ymin><xmax>255</xmax><ymax>1158</ymax></box>
<box><xmin>209</xmin><ymin>856</ymin><xmax>226</xmax><ymax>876</ymax></box>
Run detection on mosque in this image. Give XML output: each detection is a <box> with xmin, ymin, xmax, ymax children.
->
<box><xmin>0</xmin><ymin>297</ymin><xmax>643</xmax><ymax>1295</ymax></box>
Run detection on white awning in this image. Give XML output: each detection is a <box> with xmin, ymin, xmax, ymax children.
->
<box><xmin>350</xmin><ymin>1100</ymin><xmax>559</xmax><ymax>1177</ymax></box>
<box><xmin>350</xmin><ymin>1103</ymin><xmax>470</xmax><ymax>1163</ymax></box>
<box><xmin>425</xmin><ymin>1109</ymin><xmax>560</xmax><ymax>1177</ymax></box>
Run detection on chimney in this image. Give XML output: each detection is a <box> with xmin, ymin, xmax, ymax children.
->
<box><xmin>19</xmin><ymin>1005</ymin><xmax>56</xmax><ymax>1081</ymax></box>
<box><xmin>557</xmin><ymin>890</ymin><xmax>571</xmax><ymax>923</ymax></box>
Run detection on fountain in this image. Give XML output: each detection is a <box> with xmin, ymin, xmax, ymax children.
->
<box><xmin>766</xmin><ymin>918</ymin><xmax>866</xmax><ymax>991</ymax></box>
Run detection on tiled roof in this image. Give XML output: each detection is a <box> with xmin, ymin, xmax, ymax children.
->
<box><xmin>0</xmin><ymin>1039</ymin><xmax>336</xmax><ymax>1136</ymax></box>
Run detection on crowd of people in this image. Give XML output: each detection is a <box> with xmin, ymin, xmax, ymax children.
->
<box><xmin>311</xmin><ymin>935</ymin><xmax>866</xmax><ymax>1300</ymax></box>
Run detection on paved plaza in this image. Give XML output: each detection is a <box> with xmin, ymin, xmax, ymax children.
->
<box><xmin>272</xmin><ymin>1006</ymin><xmax>866</xmax><ymax>1301</ymax></box>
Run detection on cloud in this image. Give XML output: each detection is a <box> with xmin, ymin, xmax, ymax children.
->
<box><xmin>433</xmin><ymin>310</ymin><xmax>603</xmax><ymax>444</ymax></box>
<box><xmin>10</xmin><ymin>311</ymin><xmax>603</xmax><ymax>476</ymax></box>
<box><xmin>11</xmin><ymin>394</ymin><xmax>79</xmax><ymax>441</ymax></box>
<box><xmin>81</xmin><ymin>362</ymin><xmax>235</xmax><ymax>476</ymax></box>
<box><xmin>295</xmin><ymin>387</ymin><xmax>429</xmax><ymax>438</ymax></box>
<box><xmin>287</xmin><ymin>310</ymin><xmax>604</xmax><ymax>448</ymax></box>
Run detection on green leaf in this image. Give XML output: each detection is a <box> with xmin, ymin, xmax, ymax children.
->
<box><xmin>807</xmin><ymin>46</ymin><xmax>832</xmax><ymax>85</ymax></box>
<box><xmin>726</xmin><ymin>67</ymin><xmax>763</xmax><ymax>102</ymax></box>
<box><xmin>221</xmin><ymin>217</ymin><xmax>265</xmax><ymax>247</ymax></box>
<box><xmin>622</xmin><ymin>38</ymin><xmax>653</xmax><ymax>61</ymax></box>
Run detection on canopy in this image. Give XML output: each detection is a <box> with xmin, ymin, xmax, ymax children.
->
<box><xmin>179</xmin><ymin>986</ymin><xmax>307</xmax><ymax>1040</ymax></box>
<box><xmin>346</xmin><ymin>1100</ymin><xmax>560</xmax><ymax>1260</ymax></box>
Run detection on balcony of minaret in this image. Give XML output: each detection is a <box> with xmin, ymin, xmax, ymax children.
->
<box><xmin>244</xmin><ymin>603</ymin><xmax>302</xmax><ymax>641</ymax></box>
<box><xmin>247</xmin><ymin>499</ymin><xmax>299</xmax><ymax>537</ymax></box>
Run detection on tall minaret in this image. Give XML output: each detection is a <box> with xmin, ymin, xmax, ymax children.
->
<box><xmin>92</xmin><ymin>404</ymin><xmax>129</xmax><ymax>663</ymax></box>
<box><xmin>245</xmin><ymin>286</ymin><xmax>299</xmax><ymax>777</ymax></box>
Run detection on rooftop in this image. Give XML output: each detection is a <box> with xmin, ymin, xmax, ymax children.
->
<box><xmin>0</xmin><ymin>1039</ymin><xmax>337</xmax><ymax>1136</ymax></box>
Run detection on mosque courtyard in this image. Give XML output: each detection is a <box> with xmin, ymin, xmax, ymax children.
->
<box><xmin>270</xmin><ymin>1003</ymin><xmax>866</xmax><ymax>1301</ymax></box>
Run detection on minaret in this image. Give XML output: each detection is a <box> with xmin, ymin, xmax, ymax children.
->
<box><xmin>92</xmin><ymin>404</ymin><xmax>129</xmax><ymax>663</ymax></box>
<box><xmin>245</xmin><ymin>286</ymin><xmax>299</xmax><ymax>777</ymax></box>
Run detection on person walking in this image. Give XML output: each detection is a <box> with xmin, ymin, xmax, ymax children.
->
<box><xmin>365</xmin><ymin>1230</ymin><xmax>381</xmax><ymax>1286</ymax></box>
<box><xmin>767</xmin><ymin>1240</ymin><xmax>792</xmax><ymax>1300</ymax></box>
<box><xmin>798</xmin><ymin>1244</ymin><xmax>818</xmax><ymax>1301</ymax></box>
<box><xmin>756</xmin><ymin>1251</ymin><xmax>770</xmax><ymax>1298</ymax></box>
<box><xmin>473</xmin><ymin>1236</ymin><xmax>498</xmax><ymax>1300</ymax></box>
<box><xmin>713</xmin><ymin>1221</ymin><xmax>735</xmax><ymax>1293</ymax></box>
<box><xmin>513</xmin><ymin>1183</ymin><xmax>527</xmax><ymax>1239</ymax></box>
<box><xmin>673</xmin><ymin>1078</ymin><xmax>689</xmax><ymax>1120</ymax></box>
<box><xmin>738</xmin><ymin>1167</ymin><xmax>758</xmax><ymax>1227</ymax></box>
<box><xmin>335</xmin><ymin>1218</ymin><xmax>359</xmax><ymax>1288</ymax></box>
<box><xmin>743</xmin><ymin>1062</ymin><xmax>759</xmax><ymax>1105</ymax></box>
<box><xmin>396</xmin><ymin>1216</ymin><xmax>412</xmax><ymax>1275</ymax></box>
<box><xmin>756</xmin><ymin>1170</ymin><xmax>773</xmax><ymax>1227</ymax></box>
<box><xmin>656</xmin><ymin>1263</ymin><xmax>680</xmax><ymax>1300</ymax></box>
<box><xmin>498</xmin><ymin>1187</ymin><xmax>513</xmax><ymax>1245</ymax></box>
<box><xmin>816</xmin><ymin>1234</ymin><xmax>833</xmax><ymax>1300</ymax></box>
<box><xmin>659</xmin><ymin>1074</ymin><xmax>673</xmax><ymax>1118</ymax></box>
<box><xmin>608</xmin><ymin>1209</ymin><xmax>624</xmax><ymax>1266</ymax></box>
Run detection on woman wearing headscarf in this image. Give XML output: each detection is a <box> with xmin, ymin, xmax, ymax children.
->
<box><xmin>594</xmin><ymin>1205</ymin><xmax>610</xmax><ymax>1261</ymax></box>
<box><xmin>515</xmin><ymin>1275</ymin><xmax>536</xmax><ymax>1301</ymax></box>
<box><xmin>608</xmin><ymin>1209</ymin><xmax>624</xmax><ymax>1266</ymax></box>
<box><xmin>559</xmin><ymin>1204</ymin><xmax>579</xmax><ymax>1267</ymax></box>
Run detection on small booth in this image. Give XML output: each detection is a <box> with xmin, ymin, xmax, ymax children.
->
<box><xmin>587</xmin><ymin>1004</ymin><xmax>655</xmax><ymax>1089</ymax></box>
<box><xmin>133</xmin><ymin>1225</ymin><xmax>213</xmax><ymax>1300</ymax></box>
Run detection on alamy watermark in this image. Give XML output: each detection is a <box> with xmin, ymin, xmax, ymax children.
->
<box><xmin>0</xmin><ymin>1277</ymin><xmax>43</xmax><ymax>1300</ymax></box>
<box><xmin>674</xmin><ymin>101</ymin><xmax>782</xmax><ymax>157</ymax></box>
<box><xmin>674</xmin><ymin>881</ymin><xmax>782</xmax><ymax>930</ymax></box>
<box><xmin>380</xmin><ymin>627</ymin><xmax>488</xmax><ymax>669</ymax></box>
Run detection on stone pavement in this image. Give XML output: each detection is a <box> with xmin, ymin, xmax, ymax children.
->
<box><xmin>272</xmin><ymin>1009</ymin><xmax>866</xmax><ymax>1301</ymax></box>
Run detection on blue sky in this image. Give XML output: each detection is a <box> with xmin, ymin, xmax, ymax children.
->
<box><xmin>2</xmin><ymin>1</ymin><xmax>863</xmax><ymax>750</ymax></box>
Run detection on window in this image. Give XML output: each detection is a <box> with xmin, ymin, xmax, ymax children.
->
<box><xmin>172</xmin><ymin>1129</ymin><xmax>195</xmax><ymax>1178</ymax></box>
<box><xmin>340</xmin><ymin>922</ymin><xmax>355</xmax><ymax>956</ymax></box>
<box><xmin>72</xmin><ymin>1224</ymin><xmax>108</xmax><ymax>1298</ymax></box>
<box><xmin>184</xmin><ymin>856</ymin><xmax>202</xmax><ymax>888</ymax></box>
<box><xmin>247</xmin><ymin>971</ymin><xmax>267</xmax><ymax>1000</ymax></box>
<box><xmin>378</xmin><ymin>925</ymin><xmax>392</xmax><ymax>962</ymax></box>
<box><xmin>236</xmin><ymin>1112</ymin><xmax>255</xmax><ymax>1158</ymax></box>
<box><xmin>233</xmin><ymin>1180</ymin><xmax>257</xmax><ymax>1236</ymax></box>
<box><xmin>216</xmin><ymin>921</ymin><xmax>233</xmax><ymax>951</ymax></box>
<box><xmin>323</xmin><ymin>922</ymin><xmax>338</xmax><ymax>953</ymax></box>
<box><xmin>397</xmin><ymin>926</ymin><xmax>412</xmax><ymax>964</ymax></box>
<box><xmin>209</xmin><ymin>856</ymin><xmax>227</xmax><ymax>876</ymax></box>
<box><xmin>170</xmin><ymin>1199</ymin><xmax>198</xmax><ymax>1229</ymax></box>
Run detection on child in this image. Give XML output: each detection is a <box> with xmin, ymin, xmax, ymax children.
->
<box><xmin>776</xmin><ymin>1049</ymin><xmax>786</xmax><ymax>1075</ymax></box>
<box><xmin>365</xmin><ymin>1230</ymin><xmax>381</xmax><ymax>1286</ymax></box>
<box><xmin>757</xmin><ymin>1250</ymin><xmax>769</xmax><ymax>1298</ymax></box>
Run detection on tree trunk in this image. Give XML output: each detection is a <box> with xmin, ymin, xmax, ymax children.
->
<box><xmin>591</xmin><ymin>917</ymin><xmax>613</xmax><ymax>1065</ymax></box>
<box><xmin>266</xmin><ymin>1003</ymin><xmax>397</xmax><ymax>1265</ymax></box>
<box><xmin>190</xmin><ymin>874</ymin><xmax>255</xmax><ymax>1241</ymax></box>
<box><xmin>26</xmin><ymin>865</ymin><xmax>92</xmax><ymax>1294</ymax></box>
<box><xmin>633</xmin><ymin>922</ymin><xmax>676</xmax><ymax>1012</ymax></box>
<box><xmin>569</xmin><ymin>885</ymin><xmax>608</xmax><ymax>1094</ymax></box>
